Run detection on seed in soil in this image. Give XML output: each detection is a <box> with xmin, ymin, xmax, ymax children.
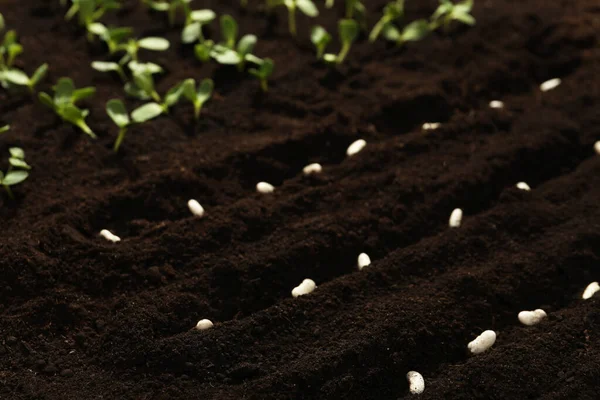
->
<box><xmin>346</xmin><ymin>139</ymin><xmax>366</xmax><ymax>157</ymax></box>
<box><xmin>292</xmin><ymin>279</ymin><xmax>316</xmax><ymax>297</ymax></box>
<box><xmin>540</xmin><ymin>78</ymin><xmax>561</xmax><ymax>92</ymax></box>
<box><xmin>303</xmin><ymin>163</ymin><xmax>323</xmax><ymax>176</ymax></box>
<box><xmin>468</xmin><ymin>330</ymin><xmax>496</xmax><ymax>354</ymax></box>
<box><xmin>516</xmin><ymin>182</ymin><xmax>531</xmax><ymax>191</ymax></box>
<box><xmin>449</xmin><ymin>208</ymin><xmax>463</xmax><ymax>228</ymax></box>
<box><xmin>518</xmin><ymin>309</ymin><xmax>547</xmax><ymax>326</ymax></box>
<box><xmin>489</xmin><ymin>100</ymin><xmax>504</xmax><ymax>109</ymax></box>
<box><xmin>187</xmin><ymin>199</ymin><xmax>205</xmax><ymax>217</ymax></box>
<box><xmin>422</xmin><ymin>122</ymin><xmax>441</xmax><ymax>131</ymax></box>
<box><xmin>357</xmin><ymin>253</ymin><xmax>371</xmax><ymax>270</ymax></box>
<box><xmin>99</xmin><ymin>229</ymin><xmax>120</xmax><ymax>243</ymax></box>
<box><xmin>256</xmin><ymin>182</ymin><xmax>275</xmax><ymax>194</ymax></box>
<box><xmin>406</xmin><ymin>371</ymin><xmax>425</xmax><ymax>395</ymax></box>
<box><xmin>195</xmin><ymin>319</ymin><xmax>214</xmax><ymax>331</ymax></box>
<box><xmin>595</xmin><ymin>140</ymin><xmax>600</xmax><ymax>154</ymax></box>
<box><xmin>582</xmin><ymin>282</ymin><xmax>600</xmax><ymax>300</ymax></box>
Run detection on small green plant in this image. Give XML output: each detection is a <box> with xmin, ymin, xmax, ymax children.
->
<box><xmin>1</xmin><ymin>147</ymin><xmax>30</xmax><ymax>199</ymax></box>
<box><xmin>249</xmin><ymin>58</ymin><xmax>274</xmax><ymax>92</ymax></box>
<box><xmin>310</xmin><ymin>26</ymin><xmax>331</xmax><ymax>59</ymax></box>
<box><xmin>118</xmin><ymin>36</ymin><xmax>170</xmax><ymax>65</ymax></box>
<box><xmin>88</xmin><ymin>23</ymin><xmax>133</xmax><ymax>54</ymax></box>
<box><xmin>319</xmin><ymin>19</ymin><xmax>359</xmax><ymax>64</ymax></box>
<box><xmin>38</xmin><ymin>78</ymin><xmax>97</xmax><ymax>138</ymax></box>
<box><xmin>65</xmin><ymin>0</ymin><xmax>121</xmax><ymax>39</ymax></box>
<box><xmin>266</xmin><ymin>0</ymin><xmax>319</xmax><ymax>36</ymax></box>
<box><xmin>0</xmin><ymin>16</ymin><xmax>48</xmax><ymax>91</ymax></box>
<box><xmin>0</xmin><ymin>124</ymin><xmax>9</xmax><ymax>134</ymax></box>
<box><xmin>106</xmin><ymin>99</ymin><xmax>164</xmax><ymax>151</ymax></box>
<box><xmin>181</xmin><ymin>78</ymin><xmax>214</xmax><ymax>120</ymax></box>
<box><xmin>144</xmin><ymin>0</ymin><xmax>192</xmax><ymax>26</ymax></box>
<box><xmin>430</xmin><ymin>0</ymin><xmax>475</xmax><ymax>32</ymax></box>
<box><xmin>369</xmin><ymin>0</ymin><xmax>404</xmax><ymax>41</ymax></box>
<box><xmin>382</xmin><ymin>19</ymin><xmax>430</xmax><ymax>46</ymax></box>
<box><xmin>345</xmin><ymin>0</ymin><xmax>366</xmax><ymax>28</ymax></box>
<box><xmin>125</xmin><ymin>69</ymin><xmax>186</xmax><ymax>113</ymax></box>
<box><xmin>181</xmin><ymin>9</ymin><xmax>216</xmax><ymax>44</ymax></box>
<box><xmin>91</xmin><ymin>61</ymin><xmax>127</xmax><ymax>82</ymax></box>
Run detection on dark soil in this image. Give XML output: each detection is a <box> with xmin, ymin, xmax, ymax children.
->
<box><xmin>1</xmin><ymin>0</ymin><xmax>600</xmax><ymax>398</ymax></box>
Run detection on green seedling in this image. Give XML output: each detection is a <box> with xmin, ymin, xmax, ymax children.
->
<box><xmin>65</xmin><ymin>0</ymin><xmax>121</xmax><ymax>40</ymax></box>
<box><xmin>0</xmin><ymin>124</ymin><xmax>9</xmax><ymax>134</ymax></box>
<box><xmin>38</xmin><ymin>78</ymin><xmax>97</xmax><ymax>138</ymax></box>
<box><xmin>1</xmin><ymin>147</ymin><xmax>31</xmax><ymax>199</ymax></box>
<box><xmin>181</xmin><ymin>9</ymin><xmax>216</xmax><ymax>44</ymax></box>
<box><xmin>310</xmin><ymin>26</ymin><xmax>331</xmax><ymax>59</ymax></box>
<box><xmin>118</xmin><ymin>36</ymin><xmax>170</xmax><ymax>65</ymax></box>
<box><xmin>430</xmin><ymin>0</ymin><xmax>475</xmax><ymax>32</ymax></box>
<box><xmin>369</xmin><ymin>0</ymin><xmax>403</xmax><ymax>41</ymax></box>
<box><xmin>88</xmin><ymin>23</ymin><xmax>133</xmax><ymax>54</ymax></box>
<box><xmin>125</xmin><ymin>70</ymin><xmax>185</xmax><ymax>112</ymax></box>
<box><xmin>325</xmin><ymin>0</ymin><xmax>334</xmax><ymax>8</ymax></box>
<box><xmin>181</xmin><ymin>78</ymin><xmax>213</xmax><ymax>120</ymax></box>
<box><xmin>0</xmin><ymin>17</ymin><xmax>48</xmax><ymax>90</ymax></box>
<box><xmin>382</xmin><ymin>19</ymin><xmax>430</xmax><ymax>46</ymax></box>
<box><xmin>249</xmin><ymin>58</ymin><xmax>274</xmax><ymax>92</ymax></box>
<box><xmin>91</xmin><ymin>61</ymin><xmax>127</xmax><ymax>82</ymax></box>
<box><xmin>144</xmin><ymin>0</ymin><xmax>192</xmax><ymax>26</ymax></box>
<box><xmin>106</xmin><ymin>99</ymin><xmax>164</xmax><ymax>151</ymax></box>
<box><xmin>267</xmin><ymin>0</ymin><xmax>319</xmax><ymax>36</ymax></box>
<box><xmin>322</xmin><ymin>19</ymin><xmax>359</xmax><ymax>64</ymax></box>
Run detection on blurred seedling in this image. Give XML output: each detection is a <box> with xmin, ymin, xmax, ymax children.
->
<box><xmin>369</xmin><ymin>0</ymin><xmax>404</xmax><ymax>42</ymax></box>
<box><xmin>249</xmin><ymin>58</ymin><xmax>274</xmax><ymax>92</ymax></box>
<box><xmin>315</xmin><ymin>19</ymin><xmax>359</xmax><ymax>64</ymax></box>
<box><xmin>144</xmin><ymin>0</ymin><xmax>192</xmax><ymax>26</ymax></box>
<box><xmin>106</xmin><ymin>99</ymin><xmax>164</xmax><ymax>151</ymax></box>
<box><xmin>65</xmin><ymin>0</ymin><xmax>121</xmax><ymax>40</ymax></box>
<box><xmin>125</xmin><ymin>69</ymin><xmax>186</xmax><ymax>113</ymax></box>
<box><xmin>38</xmin><ymin>78</ymin><xmax>97</xmax><ymax>138</ymax></box>
<box><xmin>266</xmin><ymin>0</ymin><xmax>319</xmax><ymax>36</ymax></box>
<box><xmin>382</xmin><ymin>19</ymin><xmax>430</xmax><ymax>46</ymax></box>
<box><xmin>181</xmin><ymin>10</ymin><xmax>216</xmax><ymax>44</ymax></box>
<box><xmin>310</xmin><ymin>26</ymin><xmax>331</xmax><ymax>59</ymax></box>
<box><xmin>181</xmin><ymin>78</ymin><xmax>214</xmax><ymax>120</ymax></box>
<box><xmin>1</xmin><ymin>147</ymin><xmax>30</xmax><ymax>199</ymax></box>
<box><xmin>430</xmin><ymin>0</ymin><xmax>475</xmax><ymax>32</ymax></box>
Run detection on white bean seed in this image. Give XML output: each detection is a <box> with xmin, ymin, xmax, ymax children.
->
<box><xmin>256</xmin><ymin>182</ymin><xmax>275</xmax><ymax>194</ymax></box>
<box><xmin>292</xmin><ymin>279</ymin><xmax>316</xmax><ymax>298</ymax></box>
<box><xmin>357</xmin><ymin>253</ymin><xmax>371</xmax><ymax>270</ymax></box>
<box><xmin>303</xmin><ymin>163</ymin><xmax>323</xmax><ymax>176</ymax></box>
<box><xmin>516</xmin><ymin>182</ymin><xmax>531</xmax><ymax>191</ymax></box>
<box><xmin>489</xmin><ymin>100</ymin><xmax>504</xmax><ymax>109</ymax></box>
<box><xmin>468</xmin><ymin>330</ymin><xmax>496</xmax><ymax>354</ymax></box>
<box><xmin>187</xmin><ymin>199</ymin><xmax>205</xmax><ymax>217</ymax></box>
<box><xmin>518</xmin><ymin>309</ymin><xmax>547</xmax><ymax>326</ymax></box>
<box><xmin>195</xmin><ymin>319</ymin><xmax>214</xmax><ymax>330</ymax></box>
<box><xmin>100</xmin><ymin>229</ymin><xmax>120</xmax><ymax>243</ymax></box>
<box><xmin>346</xmin><ymin>139</ymin><xmax>366</xmax><ymax>157</ymax></box>
<box><xmin>582</xmin><ymin>282</ymin><xmax>600</xmax><ymax>300</ymax></box>
<box><xmin>406</xmin><ymin>371</ymin><xmax>425</xmax><ymax>394</ymax></box>
<box><xmin>449</xmin><ymin>208</ymin><xmax>463</xmax><ymax>228</ymax></box>
<box><xmin>594</xmin><ymin>141</ymin><xmax>600</xmax><ymax>155</ymax></box>
<box><xmin>422</xmin><ymin>122</ymin><xmax>441</xmax><ymax>131</ymax></box>
<box><xmin>540</xmin><ymin>78</ymin><xmax>561</xmax><ymax>92</ymax></box>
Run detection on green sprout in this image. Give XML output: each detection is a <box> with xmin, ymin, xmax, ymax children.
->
<box><xmin>369</xmin><ymin>0</ymin><xmax>404</xmax><ymax>42</ymax></box>
<box><xmin>382</xmin><ymin>19</ymin><xmax>430</xmax><ymax>46</ymax></box>
<box><xmin>144</xmin><ymin>0</ymin><xmax>193</xmax><ymax>26</ymax></box>
<box><xmin>181</xmin><ymin>9</ymin><xmax>216</xmax><ymax>44</ymax></box>
<box><xmin>106</xmin><ymin>99</ymin><xmax>164</xmax><ymax>151</ymax></box>
<box><xmin>125</xmin><ymin>69</ymin><xmax>185</xmax><ymax>112</ymax></box>
<box><xmin>249</xmin><ymin>58</ymin><xmax>274</xmax><ymax>92</ymax></box>
<box><xmin>0</xmin><ymin>124</ymin><xmax>9</xmax><ymax>134</ymax></box>
<box><xmin>91</xmin><ymin>61</ymin><xmax>127</xmax><ymax>82</ymax></box>
<box><xmin>430</xmin><ymin>0</ymin><xmax>475</xmax><ymax>32</ymax></box>
<box><xmin>345</xmin><ymin>0</ymin><xmax>366</xmax><ymax>22</ymax></box>
<box><xmin>267</xmin><ymin>0</ymin><xmax>319</xmax><ymax>36</ymax></box>
<box><xmin>1</xmin><ymin>147</ymin><xmax>31</xmax><ymax>199</ymax></box>
<box><xmin>0</xmin><ymin>17</ymin><xmax>48</xmax><ymax>91</ymax></box>
<box><xmin>321</xmin><ymin>19</ymin><xmax>359</xmax><ymax>64</ymax></box>
<box><xmin>181</xmin><ymin>78</ymin><xmax>213</xmax><ymax>120</ymax></box>
<box><xmin>88</xmin><ymin>23</ymin><xmax>133</xmax><ymax>54</ymax></box>
<box><xmin>65</xmin><ymin>0</ymin><xmax>121</xmax><ymax>40</ymax></box>
<box><xmin>118</xmin><ymin>36</ymin><xmax>170</xmax><ymax>65</ymax></box>
<box><xmin>310</xmin><ymin>26</ymin><xmax>331</xmax><ymax>59</ymax></box>
<box><xmin>38</xmin><ymin>78</ymin><xmax>97</xmax><ymax>138</ymax></box>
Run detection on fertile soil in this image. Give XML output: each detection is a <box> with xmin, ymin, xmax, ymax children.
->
<box><xmin>1</xmin><ymin>0</ymin><xmax>600</xmax><ymax>398</ymax></box>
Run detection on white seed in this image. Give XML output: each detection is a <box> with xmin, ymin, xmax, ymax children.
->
<box><xmin>516</xmin><ymin>182</ymin><xmax>531</xmax><ymax>191</ymax></box>
<box><xmin>594</xmin><ymin>141</ymin><xmax>600</xmax><ymax>155</ymax></box>
<box><xmin>187</xmin><ymin>199</ymin><xmax>205</xmax><ymax>217</ymax></box>
<box><xmin>489</xmin><ymin>100</ymin><xmax>504</xmax><ymax>109</ymax></box>
<box><xmin>468</xmin><ymin>330</ymin><xmax>496</xmax><ymax>354</ymax></box>
<box><xmin>195</xmin><ymin>319</ymin><xmax>214</xmax><ymax>330</ymax></box>
<box><xmin>99</xmin><ymin>229</ymin><xmax>120</xmax><ymax>243</ymax></box>
<box><xmin>406</xmin><ymin>371</ymin><xmax>425</xmax><ymax>395</ymax></box>
<box><xmin>303</xmin><ymin>163</ymin><xmax>323</xmax><ymax>176</ymax></box>
<box><xmin>518</xmin><ymin>309</ymin><xmax>547</xmax><ymax>326</ymax></box>
<box><xmin>346</xmin><ymin>139</ymin><xmax>366</xmax><ymax>157</ymax></box>
<box><xmin>449</xmin><ymin>208</ymin><xmax>463</xmax><ymax>228</ymax></box>
<box><xmin>291</xmin><ymin>278</ymin><xmax>316</xmax><ymax>298</ymax></box>
<box><xmin>256</xmin><ymin>181</ymin><xmax>275</xmax><ymax>194</ymax></box>
<box><xmin>357</xmin><ymin>253</ymin><xmax>371</xmax><ymax>270</ymax></box>
<box><xmin>582</xmin><ymin>282</ymin><xmax>600</xmax><ymax>300</ymax></box>
<box><xmin>540</xmin><ymin>78</ymin><xmax>561</xmax><ymax>92</ymax></box>
<box><xmin>422</xmin><ymin>122</ymin><xmax>441</xmax><ymax>131</ymax></box>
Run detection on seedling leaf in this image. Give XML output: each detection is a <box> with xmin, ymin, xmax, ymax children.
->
<box><xmin>137</xmin><ymin>37</ymin><xmax>170</xmax><ymax>51</ymax></box>
<box><xmin>2</xmin><ymin>170</ymin><xmax>28</xmax><ymax>186</ymax></box>
<box><xmin>310</xmin><ymin>26</ymin><xmax>331</xmax><ymax>59</ymax></box>
<box><xmin>191</xmin><ymin>9</ymin><xmax>216</xmax><ymax>23</ymax></box>
<box><xmin>182</xmin><ymin>22</ymin><xmax>201</xmax><ymax>43</ymax></box>
<box><xmin>2</xmin><ymin>69</ymin><xmax>29</xmax><ymax>86</ymax></box>
<box><xmin>61</xmin><ymin>104</ymin><xmax>96</xmax><ymax>138</ymax></box>
<box><xmin>196</xmin><ymin>78</ymin><xmax>214</xmax><ymax>103</ymax></box>
<box><xmin>38</xmin><ymin>92</ymin><xmax>55</xmax><ymax>110</ymax></box>
<box><xmin>131</xmin><ymin>102</ymin><xmax>164</xmax><ymax>123</ymax></box>
<box><xmin>339</xmin><ymin>19</ymin><xmax>359</xmax><ymax>43</ymax></box>
<box><xmin>297</xmin><ymin>0</ymin><xmax>319</xmax><ymax>17</ymax></box>
<box><xmin>106</xmin><ymin>99</ymin><xmax>130</xmax><ymax>128</ymax></box>
<box><xmin>400</xmin><ymin>19</ymin><xmax>430</xmax><ymax>43</ymax></box>
<box><xmin>220</xmin><ymin>15</ymin><xmax>238</xmax><ymax>48</ymax></box>
<box><xmin>29</xmin><ymin>63</ymin><xmax>48</xmax><ymax>88</ymax></box>
<box><xmin>0</xmin><ymin>125</ymin><xmax>9</xmax><ymax>134</ymax></box>
<box><xmin>72</xmin><ymin>87</ymin><xmax>96</xmax><ymax>103</ymax></box>
<box><xmin>9</xmin><ymin>147</ymin><xmax>24</xmax><ymax>159</ymax></box>
<box><xmin>54</xmin><ymin>78</ymin><xmax>76</xmax><ymax>106</ymax></box>
<box><xmin>9</xmin><ymin>158</ymin><xmax>30</xmax><ymax>169</ymax></box>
